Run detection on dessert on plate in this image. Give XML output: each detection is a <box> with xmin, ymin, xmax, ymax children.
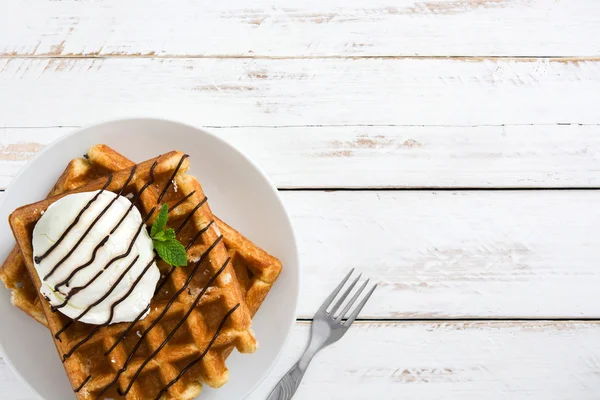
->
<box><xmin>3</xmin><ymin>145</ymin><xmax>282</xmax><ymax>399</ymax></box>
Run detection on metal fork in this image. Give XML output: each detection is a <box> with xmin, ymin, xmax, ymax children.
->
<box><xmin>267</xmin><ymin>269</ymin><xmax>376</xmax><ymax>400</ymax></box>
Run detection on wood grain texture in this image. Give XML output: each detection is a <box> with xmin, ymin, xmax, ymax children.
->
<box><xmin>0</xmin><ymin>124</ymin><xmax>599</xmax><ymax>189</ymax></box>
<box><xmin>2</xmin><ymin>189</ymin><xmax>598</xmax><ymax>319</ymax></box>
<box><xmin>284</xmin><ymin>190</ymin><xmax>600</xmax><ymax>318</ymax></box>
<box><xmin>1</xmin><ymin>0</ymin><xmax>599</xmax><ymax>57</ymax></box>
<box><xmin>1</xmin><ymin>0</ymin><xmax>599</xmax><ymax>397</ymax></box>
<box><xmin>2</xmin><ymin>321</ymin><xmax>600</xmax><ymax>399</ymax></box>
<box><xmin>0</xmin><ymin>57</ymin><xmax>599</xmax><ymax>127</ymax></box>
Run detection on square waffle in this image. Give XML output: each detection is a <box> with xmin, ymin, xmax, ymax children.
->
<box><xmin>9</xmin><ymin>151</ymin><xmax>265</xmax><ymax>399</ymax></box>
<box><xmin>0</xmin><ymin>145</ymin><xmax>282</xmax><ymax>327</ymax></box>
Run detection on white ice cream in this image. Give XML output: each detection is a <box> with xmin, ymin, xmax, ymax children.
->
<box><xmin>32</xmin><ymin>190</ymin><xmax>160</xmax><ymax>325</ymax></box>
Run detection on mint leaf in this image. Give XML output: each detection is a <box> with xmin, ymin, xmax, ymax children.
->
<box><xmin>149</xmin><ymin>204</ymin><xmax>188</xmax><ymax>267</ymax></box>
<box><xmin>153</xmin><ymin>228</ymin><xmax>176</xmax><ymax>242</ymax></box>
<box><xmin>151</xmin><ymin>204</ymin><xmax>169</xmax><ymax>237</ymax></box>
<box><xmin>154</xmin><ymin>239</ymin><xmax>188</xmax><ymax>267</ymax></box>
<box><xmin>161</xmin><ymin>228</ymin><xmax>176</xmax><ymax>240</ymax></box>
<box><xmin>153</xmin><ymin>231</ymin><xmax>168</xmax><ymax>242</ymax></box>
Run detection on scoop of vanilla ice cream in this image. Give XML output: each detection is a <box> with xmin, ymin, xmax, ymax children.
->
<box><xmin>32</xmin><ymin>190</ymin><xmax>159</xmax><ymax>325</ymax></box>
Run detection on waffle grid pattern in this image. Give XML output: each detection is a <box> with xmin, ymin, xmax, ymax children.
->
<box><xmin>7</xmin><ymin>150</ymin><xmax>277</xmax><ymax>400</ymax></box>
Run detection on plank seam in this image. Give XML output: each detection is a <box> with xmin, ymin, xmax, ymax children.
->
<box><xmin>3</xmin><ymin>188</ymin><xmax>600</xmax><ymax>193</ymax></box>
<box><xmin>296</xmin><ymin>317</ymin><xmax>600</xmax><ymax>322</ymax></box>
<box><xmin>1</xmin><ymin>55</ymin><xmax>600</xmax><ymax>61</ymax></box>
<box><xmin>0</xmin><ymin>123</ymin><xmax>597</xmax><ymax>129</ymax></box>
<box><xmin>279</xmin><ymin>187</ymin><xmax>600</xmax><ymax>191</ymax></box>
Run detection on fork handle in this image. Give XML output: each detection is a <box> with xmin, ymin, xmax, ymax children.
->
<box><xmin>265</xmin><ymin>362</ymin><xmax>305</xmax><ymax>400</ymax></box>
<box><xmin>266</xmin><ymin>341</ymin><xmax>321</xmax><ymax>400</ymax></box>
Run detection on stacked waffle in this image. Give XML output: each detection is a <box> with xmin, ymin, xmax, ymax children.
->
<box><xmin>1</xmin><ymin>145</ymin><xmax>282</xmax><ymax>400</ymax></box>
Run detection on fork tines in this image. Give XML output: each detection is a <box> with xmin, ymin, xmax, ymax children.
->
<box><xmin>319</xmin><ymin>268</ymin><xmax>377</xmax><ymax>326</ymax></box>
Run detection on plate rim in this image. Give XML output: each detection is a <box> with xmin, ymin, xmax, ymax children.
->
<box><xmin>0</xmin><ymin>117</ymin><xmax>300</xmax><ymax>400</ymax></box>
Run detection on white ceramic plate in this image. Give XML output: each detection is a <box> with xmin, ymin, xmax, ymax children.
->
<box><xmin>0</xmin><ymin>118</ymin><xmax>299</xmax><ymax>399</ymax></box>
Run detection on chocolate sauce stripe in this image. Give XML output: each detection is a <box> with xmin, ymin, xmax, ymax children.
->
<box><xmin>52</xmin><ymin>153</ymin><xmax>200</xmax><ymax>396</ymax></box>
<box><xmin>95</xmin><ymin>235</ymin><xmax>224</xmax><ymax>399</ymax></box>
<box><xmin>37</xmin><ymin>174</ymin><xmax>113</xmax><ymax>268</ymax></box>
<box><xmin>168</xmin><ymin>190</ymin><xmax>195</xmax><ymax>213</ymax></box>
<box><xmin>117</xmin><ymin>165</ymin><xmax>137</xmax><ymax>197</ymax></box>
<box><xmin>110</xmin><ymin>161</ymin><xmax>157</xmax><ymax>235</ymax></box>
<box><xmin>63</xmin><ymin>258</ymin><xmax>156</xmax><ymax>361</ymax></box>
<box><xmin>53</xmin><ymin>164</ymin><xmax>153</xmax><ymax>291</ymax></box>
<box><xmin>157</xmin><ymin>154</ymin><xmax>189</xmax><ymax>204</ymax></box>
<box><xmin>73</xmin><ymin>375</ymin><xmax>91</xmax><ymax>393</ymax></box>
<box><xmin>104</xmin><ymin>186</ymin><xmax>200</xmax><ymax>356</ymax></box>
<box><xmin>153</xmin><ymin>199</ymin><xmax>211</xmax><ymax>294</ymax></box>
<box><xmin>105</xmin><ymin>304</ymin><xmax>150</xmax><ymax>356</ymax></box>
<box><xmin>50</xmin><ymin>166</ymin><xmax>137</xmax><ymax>287</ymax></box>
<box><xmin>51</xmin><ymin>194</ymin><xmax>119</xmax><ymax>288</ymax></box>
<box><xmin>52</xmin><ymin>236</ymin><xmax>109</xmax><ymax>299</ymax></box>
<box><xmin>120</xmin><ymin>257</ymin><xmax>231</xmax><ymax>395</ymax></box>
<box><xmin>185</xmin><ymin>220</ymin><xmax>214</xmax><ymax>251</ymax></box>
<box><xmin>154</xmin><ymin>266</ymin><xmax>176</xmax><ymax>297</ymax></box>
<box><xmin>61</xmin><ymin>255</ymin><xmax>158</xmax><ymax>361</ymax></box>
<box><xmin>108</xmin><ymin>212</ymin><xmax>213</xmax><ymax>355</ymax></box>
<box><xmin>175</xmin><ymin>196</ymin><xmax>208</xmax><ymax>234</ymax></box>
<box><xmin>52</xmin><ymin>206</ymin><xmax>156</xmax><ymax>318</ymax></box>
<box><xmin>153</xmin><ymin>303</ymin><xmax>240</xmax><ymax>400</ymax></box>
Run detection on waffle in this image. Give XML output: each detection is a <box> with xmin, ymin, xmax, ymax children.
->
<box><xmin>0</xmin><ymin>145</ymin><xmax>281</xmax><ymax>327</ymax></box>
<box><xmin>9</xmin><ymin>150</ymin><xmax>268</xmax><ymax>399</ymax></box>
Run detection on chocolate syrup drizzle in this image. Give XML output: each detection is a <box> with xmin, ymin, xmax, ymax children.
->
<box><xmin>62</xmin><ymin>256</ymin><xmax>158</xmax><ymax>360</ymax></box>
<box><xmin>153</xmin><ymin>303</ymin><xmax>240</xmax><ymax>400</ymax></box>
<box><xmin>53</xmin><ymin>236</ymin><xmax>109</xmax><ymax>295</ymax></box>
<box><xmin>185</xmin><ymin>220</ymin><xmax>214</xmax><ymax>252</ymax></box>
<box><xmin>46</xmin><ymin>178</ymin><xmax>115</xmax><ymax>282</ymax></box>
<box><xmin>157</xmin><ymin>154</ymin><xmax>189</xmax><ymax>204</ymax></box>
<box><xmin>53</xmin><ymin>209</ymin><xmax>154</xmax><ymax>305</ymax></box>
<box><xmin>147</xmin><ymin>218</ymin><xmax>213</xmax><ymax>306</ymax></box>
<box><xmin>175</xmin><ymin>196</ymin><xmax>208</xmax><ymax>234</ymax></box>
<box><xmin>36</xmin><ymin>175</ymin><xmax>113</xmax><ymax>267</ymax></box>
<box><xmin>151</xmin><ymin>199</ymin><xmax>210</xmax><ymax>297</ymax></box>
<box><xmin>74</xmin><ymin>375</ymin><xmax>91</xmax><ymax>393</ymax></box>
<box><xmin>103</xmin><ymin>197</ymin><xmax>213</xmax><ymax>356</ymax></box>
<box><xmin>53</xmin><ymin>154</ymin><xmax>235</xmax><ymax>397</ymax></box>
<box><xmin>50</xmin><ymin>162</ymin><xmax>156</xmax><ymax>312</ymax></box>
<box><xmin>167</xmin><ymin>190</ymin><xmax>195</xmax><ymax>213</ymax></box>
<box><xmin>53</xmin><ymin>166</ymin><xmax>137</xmax><ymax>290</ymax></box>
<box><xmin>95</xmin><ymin>234</ymin><xmax>225</xmax><ymax>398</ymax></box>
<box><xmin>51</xmin><ymin>207</ymin><xmax>156</xmax><ymax>323</ymax></box>
<box><xmin>119</xmin><ymin>257</ymin><xmax>231</xmax><ymax>396</ymax></box>
<box><xmin>60</xmin><ymin>254</ymin><xmax>140</xmax><ymax>360</ymax></box>
<box><xmin>104</xmin><ymin>304</ymin><xmax>150</xmax><ymax>356</ymax></box>
<box><xmin>64</xmin><ymin>196</ymin><xmax>213</xmax><ymax>360</ymax></box>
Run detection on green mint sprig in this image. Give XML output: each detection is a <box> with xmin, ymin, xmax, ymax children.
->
<box><xmin>150</xmin><ymin>204</ymin><xmax>188</xmax><ymax>267</ymax></box>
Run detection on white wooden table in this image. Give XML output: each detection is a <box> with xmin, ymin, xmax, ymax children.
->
<box><xmin>1</xmin><ymin>1</ymin><xmax>600</xmax><ymax>399</ymax></box>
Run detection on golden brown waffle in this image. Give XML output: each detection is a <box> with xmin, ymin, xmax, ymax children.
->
<box><xmin>0</xmin><ymin>145</ymin><xmax>281</xmax><ymax>327</ymax></box>
<box><xmin>9</xmin><ymin>151</ymin><xmax>262</xmax><ymax>400</ymax></box>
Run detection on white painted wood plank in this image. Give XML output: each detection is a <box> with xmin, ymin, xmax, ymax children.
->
<box><xmin>2</xmin><ymin>321</ymin><xmax>600</xmax><ymax>399</ymax></box>
<box><xmin>1</xmin><ymin>0</ymin><xmax>599</xmax><ymax>57</ymax></box>
<box><xmin>283</xmin><ymin>190</ymin><xmax>600</xmax><ymax>318</ymax></box>
<box><xmin>0</xmin><ymin>58</ymin><xmax>599</xmax><ymax>127</ymax></box>
<box><xmin>1</xmin><ymin>124</ymin><xmax>599</xmax><ymax>189</ymax></box>
<box><xmin>2</xmin><ymin>189</ymin><xmax>597</xmax><ymax>318</ymax></box>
